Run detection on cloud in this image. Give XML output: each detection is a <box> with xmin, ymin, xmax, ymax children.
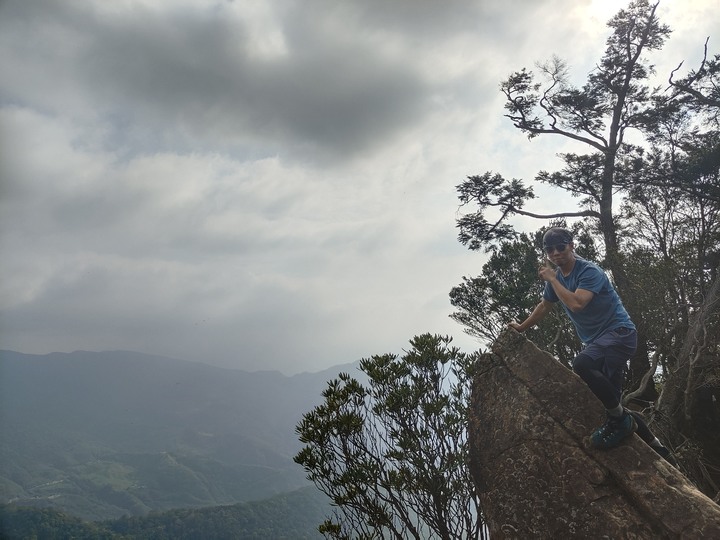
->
<box><xmin>1</xmin><ymin>0</ymin><xmax>718</xmax><ymax>373</ymax></box>
<box><xmin>0</xmin><ymin>100</ymin><xmax>476</xmax><ymax>371</ymax></box>
<box><xmin>2</xmin><ymin>0</ymin><xmax>438</xmax><ymax>163</ymax></box>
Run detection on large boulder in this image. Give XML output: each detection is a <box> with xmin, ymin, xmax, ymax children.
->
<box><xmin>468</xmin><ymin>329</ymin><xmax>720</xmax><ymax>539</ymax></box>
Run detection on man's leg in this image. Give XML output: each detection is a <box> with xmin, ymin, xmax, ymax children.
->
<box><xmin>573</xmin><ymin>328</ymin><xmax>638</xmax><ymax>448</ymax></box>
<box><xmin>573</xmin><ymin>331</ymin><xmax>677</xmax><ymax>460</ymax></box>
<box><xmin>572</xmin><ymin>352</ymin><xmax>623</xmax><ymax>409</ymax></box>
<box><xmin>573</xmin><ymin>352</ymin><xmax>637</xmax><ymax>448</ymax></box>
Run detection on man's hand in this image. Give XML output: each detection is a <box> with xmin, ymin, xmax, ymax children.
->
<box><xmin>508</xmin><ymin>299</ymin><xmax>553</xmax><ymax>333</ymax></box>
<box><xmin>538</xmin><ymin>261</ymin><xmax>556</xmax><ymax>282</ymax></box>
<box><xmin>508</xmin><ymin>320</ymin><xmax>524</xmax><ymax>332</ymax></box>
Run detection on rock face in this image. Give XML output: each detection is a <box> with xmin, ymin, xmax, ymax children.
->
<box><xmin>468</xmin><ymin>329</ymin><xmax>720</xmax><ymax>539</ymax></box>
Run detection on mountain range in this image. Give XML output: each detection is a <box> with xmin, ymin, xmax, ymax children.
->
<box><xmin>0</xmin><ymin>349</ymin><xmax>359</xmax><ymax>522</ymax></box>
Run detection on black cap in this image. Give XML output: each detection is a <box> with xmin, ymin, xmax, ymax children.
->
<box><xmin>543</xmin><ymin>227</ymin><xmax>573</xmax><ymax>247</ymax></box>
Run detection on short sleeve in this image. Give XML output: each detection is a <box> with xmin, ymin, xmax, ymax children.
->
<box><xmin>543</xmin><ymin>280</ymin><xmax>559</xmax><ymax>302</ymax></box>
<box><xmin>576</xmin><ymin>264</ymin><xmax>605</xmax><ymax>294</ymax></box>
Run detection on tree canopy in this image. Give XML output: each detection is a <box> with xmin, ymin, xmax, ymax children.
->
<box><xmin>295</xmin><ymin>334</ymin><xmax>485</xmax><ymax>540</ymax></box>
<box><xmin>453</xmin><ymin>0</ymin><xmax>720</xmax><ymax>498</ymax></box>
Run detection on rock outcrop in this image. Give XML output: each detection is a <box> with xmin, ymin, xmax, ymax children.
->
<box><xmin>468</xmin><ymin>329</ymin><xmax>720</xmax><ymax>539</ymax></box>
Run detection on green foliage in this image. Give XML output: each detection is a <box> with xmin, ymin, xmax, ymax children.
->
<box><xmin>620</xmin><ymin>130</ymin><xmax>720</xmax><ymax>393</ymax></box>
<box><xmin>618</xmin><ymin>41</ymin><xmax>720</xmax><ymax>393</ymax></box>
<box><xmin>0</xmin><ymin>505</ymin><xmax>114</xmax><ymax>540</ymax></box>
<box><xmin>104</xmin><ymin>487</ymin><xmax>330</xmax><ymax>539</ymax></box>
<box><xmin>456</xmin><ymin>173</ymin><xmax>535</xmax><ymax>249</ymax></box>
<box><xmin>450</xmin><ymin>233</ymin><xmax>544</xmax><ymax>338</ymax></box>
<box><xmin>452</xmin><ymin>0</ymin><xmax>720</xmax><ymax>498</ymax></box>
<box><xmin>452</xmin><ymin>0</ymin><xmax>716</xmax><ymax>385</ymax></box>
<box><xmin>0</xmin><ymin>487</ymin><xmax>330</xmax><ymax>539</ymax></box>
<box><xmin>456</xmin><ymin>0</ymin><xmax>674</xmax><ymax>270</ymax></box>
<box><xmin>669</xmin><ymin>41</ymin><xmax>720</xmax><ymax>124</ymax></box>
<box><xmin>501</xmin><ymin>0</ymin><xmax>669</xmax><ymax>146</ymax></box>
<box><xmin>295</xmin><ymin>335</ymin><xmax>484</xmax><ymax>540</ymax></box>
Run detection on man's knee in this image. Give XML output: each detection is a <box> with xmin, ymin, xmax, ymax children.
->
<box><xmin>572</xmin><ymin>353</ymin><xmax>595</xmax><ymax>376</ymax></box>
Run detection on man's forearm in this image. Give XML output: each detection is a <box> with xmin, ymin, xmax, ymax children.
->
<box><xmin>548</xmin><ymin>278</ymin><xmax>590</xmax><ymax>312</ymax></box>
<box><xmin>514</xmin><ymin>301</ymin><xmax>551</xmax><ymax>331</ymax></box>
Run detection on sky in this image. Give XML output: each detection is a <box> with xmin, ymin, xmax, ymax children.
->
<box><xmin>1</xmin><ymin>0</ymin><xmax>718</xmax><ymax>375</ymax></box>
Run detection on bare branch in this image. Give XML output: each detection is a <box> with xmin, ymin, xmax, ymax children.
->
<box><xmin>509</xmin><ymin>207</ymin><xmax>601</xmax><ymax>220</ymax></box>
<box><xmin>623</xmin><ymin>350</ymin><xmax>659</xmax><ymax>405</ymax></box>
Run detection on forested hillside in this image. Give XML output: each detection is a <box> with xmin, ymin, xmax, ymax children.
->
<box><xmin>0</xmin><ymin>350</ymin><xmax>357</xmax><ymax>521</ymax></box>
<box><xmin>0</xmin><ymin>486</ymin><xmax>330</xmax><ymax>539</ymax></box>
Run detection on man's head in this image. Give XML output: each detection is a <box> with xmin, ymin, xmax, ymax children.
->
<box><xmin>542</xmin><ymin>227</ymin><xmax>573</xmax><ymax>255</ymax></box>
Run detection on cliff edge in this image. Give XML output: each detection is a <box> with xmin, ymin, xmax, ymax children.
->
<box><xmin>468</xmin><ymin>329</ymin><xmax>720</xmax><ymax>539</ymax></box>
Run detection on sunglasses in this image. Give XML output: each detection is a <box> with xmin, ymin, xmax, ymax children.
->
<box><xmin>544</xmin><ymin>243</ymin><xmax>568</xmax><ymax>254</ymax></box>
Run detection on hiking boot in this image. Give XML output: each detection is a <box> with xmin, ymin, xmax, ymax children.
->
<box><xmin>590</xmin><ymin>412</ymin><xmax>637</xmax><ymax>449</ymax></box>
<box><xmin>654</xmin><ymin>446</ymin><xmax>679</xmax><ymax>468</ymax></box>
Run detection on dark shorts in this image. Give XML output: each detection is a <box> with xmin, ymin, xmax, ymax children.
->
<box><xmin>581</xmin><ymin>327</ymin><xmax>637</xmax><ymax>398</ymax></box>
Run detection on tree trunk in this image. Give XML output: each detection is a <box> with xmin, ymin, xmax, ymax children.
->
<box><xmin>655</xmin><ymin>272</ymin><xmax>720</xmax><ymax>498</ymax></box>
<box><xmin>598</xmin><ymin>150</ymin><xmax>654</xmax><ymax>398</ymax></box>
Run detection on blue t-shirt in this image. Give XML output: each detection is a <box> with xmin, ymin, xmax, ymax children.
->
<box><xmin>543</xmin><ymin>257</ymin><xmax>635</xmax><ymax>344</ymax></box>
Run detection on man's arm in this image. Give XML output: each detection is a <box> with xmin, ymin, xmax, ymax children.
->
<box><xmin>508</xmin><ymin>298</ymin><xmax>554</xmax><ymax>332</ymax></box>
<box><xmin>538</xmin><ymin>264</ymin><xmax>594</xmax><ymax>313</ymax></box>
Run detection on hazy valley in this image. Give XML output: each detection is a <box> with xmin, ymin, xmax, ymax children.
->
<box><xmin>0</xmin><ymin>349</ymin><xmax>357</xmax><ymax>525</ymax></box>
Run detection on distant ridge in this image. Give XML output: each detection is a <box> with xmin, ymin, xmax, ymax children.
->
<box><xmin>0</xmin><ymin>348</ymin><xmax>361</xmax><ymax>377</ymax></box>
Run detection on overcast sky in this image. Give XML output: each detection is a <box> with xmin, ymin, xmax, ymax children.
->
<box><xmin>1</xmin><ymin>0</ymin><xmax>717</xmax><ymax>374</ymax></box>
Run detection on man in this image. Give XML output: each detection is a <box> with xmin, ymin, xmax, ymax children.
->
<box><xmin>509</xmin><ymin>227</ymin><xmax>675</xmax><ymax>462</ymax></box>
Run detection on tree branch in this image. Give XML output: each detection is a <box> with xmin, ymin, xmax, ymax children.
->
<box><xmin>623</xmin><ymin>350</ymin><xmax>659</xmax><ymax>405</ymax></box>
<box><xmin>503</xmin><ymin>116</ymin><xmax>608</xmax><ymax>152</ymax></box>
<box><xmin>508</xmin><ymin>207</ymin><xmax>601</xmax><ymax>220</ymax></box>
<box><xmin>669</xmin><ymin>37</ymin><xmax>720</xmax><ymax>108</ymax></box>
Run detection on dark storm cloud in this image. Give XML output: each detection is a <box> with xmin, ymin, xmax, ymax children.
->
<box><xmin>2</xmin><ymin>0</ymin><xmax>579</xmax><ymax>166</ymax></box>
<box><xmin>1</xmin><ymin>0</ymin><xmax>437</xmax><ymax>162</ymax></box>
